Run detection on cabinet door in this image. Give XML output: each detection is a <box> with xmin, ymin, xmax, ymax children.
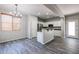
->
<box><xmin>31</xmin><ymin>17</ymin><xmax>37</xmax><ymax>38</ymax></box>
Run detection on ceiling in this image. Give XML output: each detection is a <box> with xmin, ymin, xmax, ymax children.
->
<box><xmin>57</xmin><ymin>4</ymin><xmax>79</xmax><ymax>15</ymax></box>
<box><xmin>0</xmin><ymin>4</ymin><xmax>57</xmax><ymax>19</ymax></box>
<box><xmin>0</xmin><ymin>4</ymin><xmax>79</xmax><ymax>19</ymax></box>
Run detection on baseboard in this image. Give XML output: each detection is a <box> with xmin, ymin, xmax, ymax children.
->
<box><xmin>54</xmin><ymin>36</ymin><xmax>61</xmax><ymax>38</ymax></box>
<box><xmin>0</xmin><ymin>37</ymin><xmax>28</xmax><ymax>44</ymax></box>
<box><xmin>66</xmin><ymin>37</ymin><xmax>79</xmax><ymax>39</ymax></box>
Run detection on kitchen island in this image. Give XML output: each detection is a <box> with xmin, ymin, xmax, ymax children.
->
<box><xmin>37</xmin><ymin>29</ymin><xmax>54</xmax><ymax>44</ymax></box>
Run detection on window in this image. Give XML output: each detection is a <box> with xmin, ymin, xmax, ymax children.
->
<box><xmin>2</xmin><ymin>15</ymin><xmax>12</xmax><ymax>31</ymax></box>
<box><xmin>1</xmin><ymin>14</ymin><xmax>20</xmax><ymax>31</ymax></box>
<box><xmin>13</xmin><ymin>17</ymin><xmax>20</xmax><ymax>31</ymax></box>
<box><xmin>68</xmin><ymin>21</ymin><xmax>75</xmax><ymax>36</ymax></box>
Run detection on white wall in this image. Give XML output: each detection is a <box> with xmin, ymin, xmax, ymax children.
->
<box><xmin>27</xmin><ymin>15</ymin><xmax>38</xmax><ymax>39</ymax></box>
<box><xmin>0</xmin><ymin>15</ymin><xmax>28</xmax><ymax>43</ymax></box>
<box><xmin>60</xmin><ymin>17</ymin><xmax>65</xmax><ymax>38</ymax></box>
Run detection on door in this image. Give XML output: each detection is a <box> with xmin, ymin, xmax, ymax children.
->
<box><xmin>68</xmin><ymin>21</ymin><xmax>75</xmax><ymax>37</ymax></box>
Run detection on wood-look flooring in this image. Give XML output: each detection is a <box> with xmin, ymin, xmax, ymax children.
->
<box><xmin>0</xmin><ymin>37</ymin><xmax>79</xmax><ymax>54</ymax></box>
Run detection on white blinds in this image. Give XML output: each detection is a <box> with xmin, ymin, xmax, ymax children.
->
<box><xmin>1</xmin><ymin>14</ymin><xmax>21</xmax><ymax>31</ymax></box>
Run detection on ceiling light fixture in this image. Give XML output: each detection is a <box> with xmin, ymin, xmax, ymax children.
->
<box><xmin>14</xmin><ymin>4</ymin><xmax>22</xmax><ymax>17</ymax></box>
<box><xmin>15</xmin><ymin>4</ymin><xmax>18</xmax><ymax>16</ymax></box>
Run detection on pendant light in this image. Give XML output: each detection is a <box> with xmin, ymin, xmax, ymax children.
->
<box><xmin>14</xmin><ymin>4</ymin><xmax>22</xmax><ymax>17</ymax></box>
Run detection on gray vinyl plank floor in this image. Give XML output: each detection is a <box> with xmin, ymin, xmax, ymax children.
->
<box><xmin>0</xmin><ymin>37</ymin><xmax>79</xmax><ymax>54</ymax></box>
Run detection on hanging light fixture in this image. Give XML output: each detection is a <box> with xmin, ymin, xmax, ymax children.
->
<box><xmin>14</xmin><ymin>4</ymin><xmax>22</xmax><ymax>17</ymax></box>
<box><xmin>15</xmin><ymin>4</ymin><xmax>18</xmax><ymax>16</ymax></box>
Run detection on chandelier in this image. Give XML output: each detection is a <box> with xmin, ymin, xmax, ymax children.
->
<box><xmin>13</xmin><ymin>4</ymin><xmax>22</xmax><ymax>17</ymax></box>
